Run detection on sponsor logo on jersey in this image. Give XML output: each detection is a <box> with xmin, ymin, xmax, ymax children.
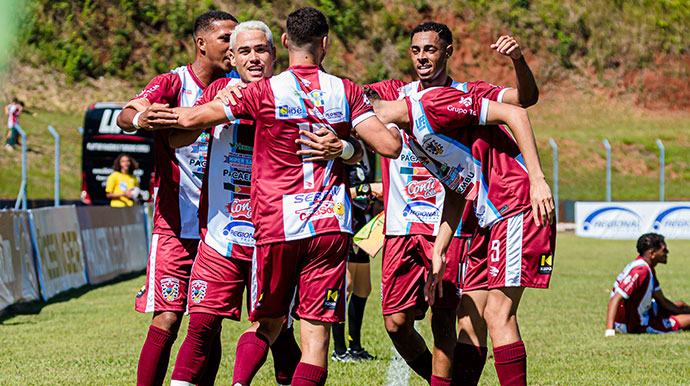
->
<box><xmin>226</xmin><ymin>199</ymin><xmax>252</xmax><ymax>219</ymax></box>
<box><xmin>223</xmin><ymin>183</ymin><xmax>251</xmax><ymax>195</ymax></box>
<box><xmin>414</xmin><ymin>115</ymin><xmax>430</xmax><ymax>133</ymax></box>
<box><xmin>423</xmin><ymin>138</ymin><xmax>444</xmax><ymax>155</ymax></box>
<box><xmin>277</xmin><ymin>105</ymin><xmax>306</xmax><ymax>119</ymax></box>
<box><xmin>402</xmin><ymin>201</ymin><xmax>441</xmax><ymax>222</ymax></box>
<box><xmin>400</xmin><ymin>153</ymin><xmax>419</xmax><ymax>163</ymax></box>
<box><xmin>181</xmin><ymin>88</ymin><xmax>193</xmax><ymax>95</ymax></box>
<box><xmin>136</xmin><ymin>285</ymin><xmax>146</xmax><ymax>299</ymax></box>
<box><xmin>223</xmin><ymin>169</ymin><xmax>251</xmax><ymax>182</ymax></box>
<box><xmin>190</xmin><ymin>280</ymin><xmax>207</xmax><ymax>303</ymax></box>
<box><xmin>222</xmin><ymin>220</ymin><xmax>255</xmax><ymax>246</ymax></box>
<box><xmin>161</xmin><ymin>278</ymin><xmax>180</xmax><ymax>302</ymax></box>
<box><xmin>292</xmin><ymin>185</ymin><xmax>342</xmax><ymax>204</ymax></box>
<box><xmin>137</xmin><ymin>84</ymin><xmax>159</xmax><ymax>98</ymax></box>
<box><xmin>229</xmin><ymin>141</ymin><xmax>253</xmax><ymax>152</ymax></box>
<box><xmin>324</xmin><ymin>108</ymin><xmax>344</xmax><ymax>121</ymax></box>
<box><xmin>458</xmin><ymin>96</ymin><xmax>473</xmax><ymax>107</ymax></box>
<box><xmin>538</xmin><ymin>254</ymin><xmax>553</xmax><ymax>275</ymax></box>
<box><xmin>295</xmin><ymin>200</ymin><xmax>345</xmax><ymax>221</ymax></box>
<box><xmin>223</xmin><ymin>153</ymin><xmax>252</xmax><ymax>169</ymax></box>
<box><xmin>362</xmin><ymin>93</ymin><xmax>372</xmax><ymax>107</ymax></box>
<box><xmin>405</xmin><ymin>178</ymin><xmax>442</xmax><ymax>200</ymax></box>
<box><xmin>323</xmin><ymin>288</ymin><xmax>340</xmax><ymax>310</ymax></box>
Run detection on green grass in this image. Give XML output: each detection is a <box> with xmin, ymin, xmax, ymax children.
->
<box><xmin>1</xmin><ymin>233</ymin><xmax>689</xmax><ymax>385</ymax></box>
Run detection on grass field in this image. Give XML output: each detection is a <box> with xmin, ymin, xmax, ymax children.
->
<box><xmin>1</xmin><ymin>233</ymin><xmax>689</xmax><ymax>385</ymax></box>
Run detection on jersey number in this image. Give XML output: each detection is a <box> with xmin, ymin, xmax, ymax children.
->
<box><xmin>298</xmin><ymin>122</ymin><xmax>336</xmax><ymax>190</ymax></box>
<box><xmin>490</xmin><ymin>240</ymin><xmax>501</xmax><ymax>262</ymax></box>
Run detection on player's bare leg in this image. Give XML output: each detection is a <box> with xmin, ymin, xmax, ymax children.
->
<box><xmin>293</xmin><ymin>319</ymin><xmax>330</xmax><ymax>385</ymax></box>
<box><xmin>430</xmin><ymin>307</ymin><xmax>456</xmax><ymax>384</ymax></box>
<box><xmin>232</xmin><ymin>318</ymin><xmax>284</xmax><ymax>386</ymax></box>
<box><xmin>453</xmin><ymin>290</ymin><xmax>489</xmax><ymax>386</ymax></box>
<box><xmin>384</xmin><ymin>308</ymin><xmax>432</xmax><ymax>383</ymax></box>
<box><xmin>484</xmin><ymin>287</ymin><xmax>526</xmax><ymax>386</ymax></box>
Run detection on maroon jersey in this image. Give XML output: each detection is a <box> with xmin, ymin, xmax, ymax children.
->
<box><xmin>611</xmin><ymin>257</ymin><xmax>660</xmax><ymax>333</ymax></box>
<box><xmin>223</xmin><ymin>65</ymin><xmax>375</xmax><ymax>245</ymax></box>
<box><xmin>404</xmin><ymin>87</ymin><xmax>530</xmax><ymax>229</ymax></box>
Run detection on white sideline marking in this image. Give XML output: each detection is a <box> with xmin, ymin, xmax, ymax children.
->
<box><xmin>386</xmin><ymin>321</ymin><xmax>421</xmax><ymax>386</ymax></box>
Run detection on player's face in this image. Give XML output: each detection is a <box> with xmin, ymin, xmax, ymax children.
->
<box><xmin>409</xmin><ymin>31</ymin><xmax>451</xmax><ymax>82</ymax></box>
<box><xmin>203</xmin><ymin>20</ymin><xmax>237</xmax><ymax>72</ymax></box>
<box><xmin>119</xmin><ymin>156</ymin><xmax>131</xmax><ymax>174</ymax></box>
<box><xmin>230</xmin><ymin>30</ymin><xmax>276</xmax><ymax>83</ymax></box>
<box><xmin>652</xmin><ymin>243</ymin><xmax>669</xmax><ymax>264</ymax></box>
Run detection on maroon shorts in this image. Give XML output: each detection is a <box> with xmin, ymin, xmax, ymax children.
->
<box><xmin>135</xmin><ymin>234</ymin><xmax>199</xmax><ymax>313</ymax></box>
<box><xmin>447</xmin><ymin>236</ymin><xmax>472</xmax><ymax>293</ymax></box>
<box><xmin>381</xmin><ymin>235</ymin><xmax>461</xmax><ymax>316</ymax></box>
<box><xmin>249</xmin><ymin>233</ymin><xmax>350</xmax><ymax>323</ymax></box>
<box><xmin>464</xmin><ymin>207</ymin><xmax>556</xmax><ymax>291</ymax></box>
<box><xmin>186</xmin><ymin>241</ymin><xmax>252</xmax><ymax>320</ymax></box>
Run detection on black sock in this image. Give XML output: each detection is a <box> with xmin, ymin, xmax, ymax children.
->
<box><xmin>406</xmin><ymin>348</ymin><xmax>432</xmax><ymax>383</ymax></box>
<box><xmin>347</xmin><ymin>294</ymin><xmax>367</xmax><ymax>351</ymax></box>
<box><xmin>331</xmin><ymin>321</ymin><xmax>347</xmax><ymax>355</ymax></box>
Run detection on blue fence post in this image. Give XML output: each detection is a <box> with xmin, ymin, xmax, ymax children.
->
<box><xmin>602</xmin><ymin>139</ymin><xmax>611</xmax><ymax>202</ymax></box>
<box><xmin>47</xmin><ymin>126</ymin><xmax>60</xmax><ymax>206</ymax></box>
<box><xmin>14</xmin><ymin>126</ymin><xmax>28</xmax><ymax>210</ymax></box>
<box><xmin>656</xmin><ymin>139</ymin><xmax>665</xmax><ymax>202</ymax></box>
<box><xmin>549</xmin><ymin>138</ymin><xmax>559</xmax><ymax>223</ymax></box>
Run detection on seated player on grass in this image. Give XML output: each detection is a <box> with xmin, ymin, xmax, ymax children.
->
<box><xmin>606</xmin><ymin>232</ymin><xmax>690</xmax><ymax>336</ymax></box>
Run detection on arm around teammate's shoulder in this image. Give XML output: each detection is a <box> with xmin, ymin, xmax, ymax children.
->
<box><xmin>353</xmin><ymin>116</ymin><xmax>401</xmax><ymax>159</ymax></box>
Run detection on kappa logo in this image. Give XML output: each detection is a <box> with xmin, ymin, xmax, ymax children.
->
<box><xmin>489</xmin><ymin>266</ymin><xmax>500</xmax><ymax>277</ymax></box>
<box><xmin>190</xmin><ymin>280</ymin><xmax>207</xmax><ymax>303</ymax></box>
<box><xmin>136</xmin><ymin>285</ymin><xmax>146</xmax><ymax>299</ymax></box>
<box><xmin>458</xmin><ymin>96</ymin><xmax>472</xmax><ymax>107</ymax></box>
<box><xmin>323</xmin><ymin>288</ymin><xmax>340</xmax><ymax>310</ymax></box>
<box><xmin>538</xmin><ymin>254</ymin><xmax>553</xmax><ymax>275</ymax></box>
<box><xmin>423</xmin><ymin>138</ymin><xmax>444</xmax><ymax>155</ymax></box>
<box><xmin>161</xmin><ymin>278</ymin><xmax>180</xmax><ymax>302</ymax></box>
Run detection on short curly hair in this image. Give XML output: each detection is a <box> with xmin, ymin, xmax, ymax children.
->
<box><xmin>286</xmin><ymin>7</ymin><xmax>329</xmax><ymax>47</ymax></box>
<box><xmin>410</xmin><ymin>22</ymin><xmax>453</xmax><ymax>46</ymax></box>
<box><xmin>636</xmin><ymin>233</ymin><xmax>665</xmax><ymax>255</ymax></box>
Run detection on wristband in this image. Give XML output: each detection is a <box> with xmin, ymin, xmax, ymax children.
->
<box><xmin>340</xmin><ymin>140</ymin><xmax>355</xmax><ymax>160</ymax></box>
<box><xmin>605</xmin><ymin>329</ymin><xmax>615</xmax><ymax>337</ymax></box>
<box><xmin>386</xmin><ymin>122</ymin><xmax>400</xmax><ymax>130</ymax></box>
<box><xmin>132</xmin><ymin>111</ymin><xmax>143</xmax><ymax>129</ymax></box>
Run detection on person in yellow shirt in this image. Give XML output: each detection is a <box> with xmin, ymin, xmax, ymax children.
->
<box><xmin>105</xmin><ymin>153</ymin><xmax>140</xmax><ymax>207</ymax></box>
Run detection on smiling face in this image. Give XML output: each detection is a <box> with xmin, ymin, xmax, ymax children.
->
<box><xmin>231</xmin><ymin>29</ymin><xmax>276</xmax><ymax>83</ymax></box>
<box><xmin>200</xmin><ymin>19</ymin><xmax>237</xmax><ymax>73</ymax></box>
<box><xmin>409</xmin><ymin>31</ymin><xmax>452</xmax><ymax>85</ymax></box>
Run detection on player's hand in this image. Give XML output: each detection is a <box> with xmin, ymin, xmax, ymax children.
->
<box><xmin>295</xmin><ymin>128</ymin><xmax>343</xmax><ymax>162</ymax></box>
<box><xmin>529</xmin><ymin>177</ymin><xmax>555</xmax><ymax>226</ymax></box>
<box><xmin>138</xmin><ymin>103</ymin><xmax>178</xmax><ymax>130</ymax></box>
<box><xmin>215</xmin><ymin>82</ymin><xmax>247</xmax><ymax>106</ymax></box>
<box><xmin>491</xmin><ymin>36</ymin><xmax>522</xmax><ymax>60</ymax></box>
<box><xmin>124</xmin><ymin>98</ymin><xmax>152</xmax><ymax>112</ymax></box>
<box><xmin>424</xmin><ymin>253</ymin><xmax>446</xmax><ymax>306</ymax></box>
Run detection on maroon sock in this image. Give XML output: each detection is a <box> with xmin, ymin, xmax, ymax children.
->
<box><xmin>137</xmin><ymin>325</ymin><xmax>177</xmax><ymax>386</ymax></box>
<box><xmin>431</xmin><ymin>375</ymin><xmax>451</xmax><ymax>386</ymax></box>
<box><xmin>493</xmin><ymin>341</ymin><xmax>527</xmax><ymax>386</ymax></box>
<box><xmin>232</xmin><ymin>332</ymin><xmax>270</xmax><ymax>385</ymax></box>
<box><xmin>270</xmin><ymin>327</ymin><xmax>302</xmax><ymax>385</ymax></box>
<box><xmin>291</xmin><ymin>362</ymin><xmax>328</xmax><ymax>386</ymax></box>
<box><xmin>170</xmin><ymin>313</ymin><xmax>222</xmax><ymax>385</ymax></box>
<box><xmin>197</xmin><ymin>326</ymin><xmax>223</xmax><ymax>386</ymax></box>
<box><xmin>451</xmin><ymin>343</ymin><xmax>487</xmax><ymax>386</ymax></box>
<box><xmin>406</xmin><ymin>349</ymin><xmax>433</xmax><ymax>384</ymax></box>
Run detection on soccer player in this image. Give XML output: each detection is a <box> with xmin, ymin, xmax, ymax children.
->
<box><xmin>163</xmin><ymin>8</ymin><xmax>402</xmax><ymax>385</ymax></box>
<box><xmin>115</xmin><ymin>11</ymin><xmax>238</xmax><ymax>386</ymax></box>
<box><xmin>365</xmin><ymin>22</ymin><xmax>539</xmax><ymax>385</ymax></box>
<box><xmin>367</xmin><ymin>85</ymin><xmax>555</xmax><ymax>386</ymax></box>
<box><xmin>606</xmin><ymin>233</ymin><xmax>690</xmax><ymax>336</ymax></box>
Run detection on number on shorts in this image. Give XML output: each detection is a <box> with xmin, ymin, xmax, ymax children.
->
<box><xmin>491</xmin><ymin>240</ymin><xmax>500</xmax><ymax>262</ymax></box>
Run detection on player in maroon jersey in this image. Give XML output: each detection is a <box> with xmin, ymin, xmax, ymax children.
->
<box><xmin>606</xmin><ymin>233</ymin><xmax>690</xmax><ymax>336</ymax></box>
<box><xmin>163</xmin><ymin>8</ymin><xmax>401</xmax><ymax>386</ymax></box>
<box><xmin>366</xmin><ymin>85</ymin><xmax>555</xmax><ymax>386</ymax></box>
<box><xmin>365</xmin><ymin>22</ymin><xmax>540</xmax><ymax>385</ymax></box>
<box><xmin>115</xmin><ymin>11</ymin><xmax>238</xmax><ymax>386</ymax></box>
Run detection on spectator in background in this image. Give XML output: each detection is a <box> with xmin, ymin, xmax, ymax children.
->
<box><xmin>105</xmin><ymin>153</ymin><xmax>140</xmax><ymax>207</ymax></box>
<box><xmin>606</xmin><ymin>232</ymin><xmax>690</xmax><ymax>336</ymax></box>
<box><xmin>5</xmin><ymin>99</ymin><xmax>35</xmax><ymax>151</ymax></box>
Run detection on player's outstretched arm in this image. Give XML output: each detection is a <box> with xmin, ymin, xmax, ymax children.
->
<box><xmin>425</xmin><ymin>185</ymin><xmax>466</xmax><ymax>306</ymax></box>
<box><xmin>173</xmin><ymin>100</ymin><xmax>229</xmax><ymax>131</ymax></box>
<box><xmin>117</xmin><ymin>101</ymin><xmax>179</xmax><ymax>132</ymax></box>
<box><xmin>352</xmin><ymin>116</ymin><xmax>402</xmax><ymax>159</ymax></box>
<box><xmin>169</xmin><ymin>129</ymin><xmax>205</xmax><ymax>149</ymax></box>
<box><xmin>605</xmin><ymin>292</ymin><xmax>623</xmax><ymax>336</ymax></box>
<box><xmin>653</xmin><ymin>290</ymin><xmax>690</xmax><ymax>315</ymax></box>
<box><xmin>485</xmin><ymin>100</ymin><xmax>554</xmax><ymax>226</ymax></box>
<box><xmin>491</xmin><ymin>36</ymin><xmax>539</xmax><ymax>108</ymax></box>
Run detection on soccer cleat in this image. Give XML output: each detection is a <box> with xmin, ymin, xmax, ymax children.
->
<box><xmin>331</xmin><ymin>350</ymin><xmax>353</xmax><ymax>362</ymax></box>
<box><xmin>348</xmin><ymin>348</ymin><xmax>375</xmax><ymax>361</ymax></box>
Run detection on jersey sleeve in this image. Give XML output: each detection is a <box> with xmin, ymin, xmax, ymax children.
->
<box><xmin>408</xmin><ymin>87</ymin><xmax>487</xmax><ymax>135</ymax></box>
<box><xmin>466</xmin><ymin>80</ymin><xmax>510</xmax><ymax>103</ymax></box>
<box><xmin>615</xmin><ymin>266</ymin><xmax>650</xmax><ymax>299</ymax></box>
<box><xmin>132</xmin><ymin>73</ymin><xmax>180</xmax><ymax>105</ymax></box>
<box><xmin>364</xmin><ymin>79</ymin><xmax>407</xmax><ymax>101</ymax></box>
<box><xmin>223</xmin><ymin>80</ymin><xmax>263</xmax><ymax>121</ymax></box>
<box><xmin>195</xmin><ymin>78</ymin><xmax>234</xmax><ymax>107</ymax></box>
<box><xmin>345</xmin><ymin>79</ymin><xmax>376</xmax><ymax>128</ymax></box>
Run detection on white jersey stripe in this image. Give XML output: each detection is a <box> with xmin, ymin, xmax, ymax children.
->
<box><xmin>145</xmin><ymin>234</ymin><xmax>159</xmax><ymax>312</ymax></box>
<box><xmin>504</xmin><ymin>212</ymin><xmax>523</xmax><ymax>287</ymax></box>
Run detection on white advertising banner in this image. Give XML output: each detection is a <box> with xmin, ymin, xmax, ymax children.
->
<box><xmin>77</xmin><ymin>205</ymin><xmax>149</xmax><ymax>284</ymax></box>
<box><xmin>29</xmin><ymin>206</ymin><xmax>87</xmax><ymax>300</ymax></box>
<box><xmin>575</xmin><ymin>202</ymin><xmax>690</xmax><ymax>239</ymax></box>
<box><xmin>0</xmin><ymin>210</ymin><xmax>40</xmax><ymax>309</ymax></box>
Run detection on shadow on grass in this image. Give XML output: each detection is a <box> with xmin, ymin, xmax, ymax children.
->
<box><xmin>0</xmin><ymin>269</ymin><xmax>144</xmax><ymax>325</ymax></box>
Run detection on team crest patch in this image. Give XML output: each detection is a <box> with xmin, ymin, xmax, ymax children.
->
<box><xmin>423</xmin><ymin>138</ymin><xmax>444</xmax><ymax>155</ymax></box>
<box><xmin>323</xmin><ymin>288</ymin><xmax>340</xmax><ymax>310</ymax></box>
<box><xmin>161</xmin><ymin>278</ymin><xmax>180</xmax><ymax>302</ymax></box>
<box><xmin>190</xmin><ymin>280</ymin><xmax>207</xmax><ymax>304</ymax></box>
<box><xmin>538</xmin><ymin>254</ymin><xmax>553</xmax><ymax>275</ymax></box>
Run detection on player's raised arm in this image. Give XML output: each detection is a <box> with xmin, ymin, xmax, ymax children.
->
<box><xmin>172</xmin><ymin>100</ymin><xmax>230</xmax><ymax>131</ymax></box>
<box><xmin>484</xmin><ymin>100</ymin><xmax>554</xmax><ymax>226</ymax></box>
<box><xmin>491</xmin><ymin>36</ymin><xmax>539</xmax><ymax>108</ymax></box>
<box><xmin>352</xmin><ymin>115</ymin><xmax>401</xmax><ymax>159</ymax></box>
